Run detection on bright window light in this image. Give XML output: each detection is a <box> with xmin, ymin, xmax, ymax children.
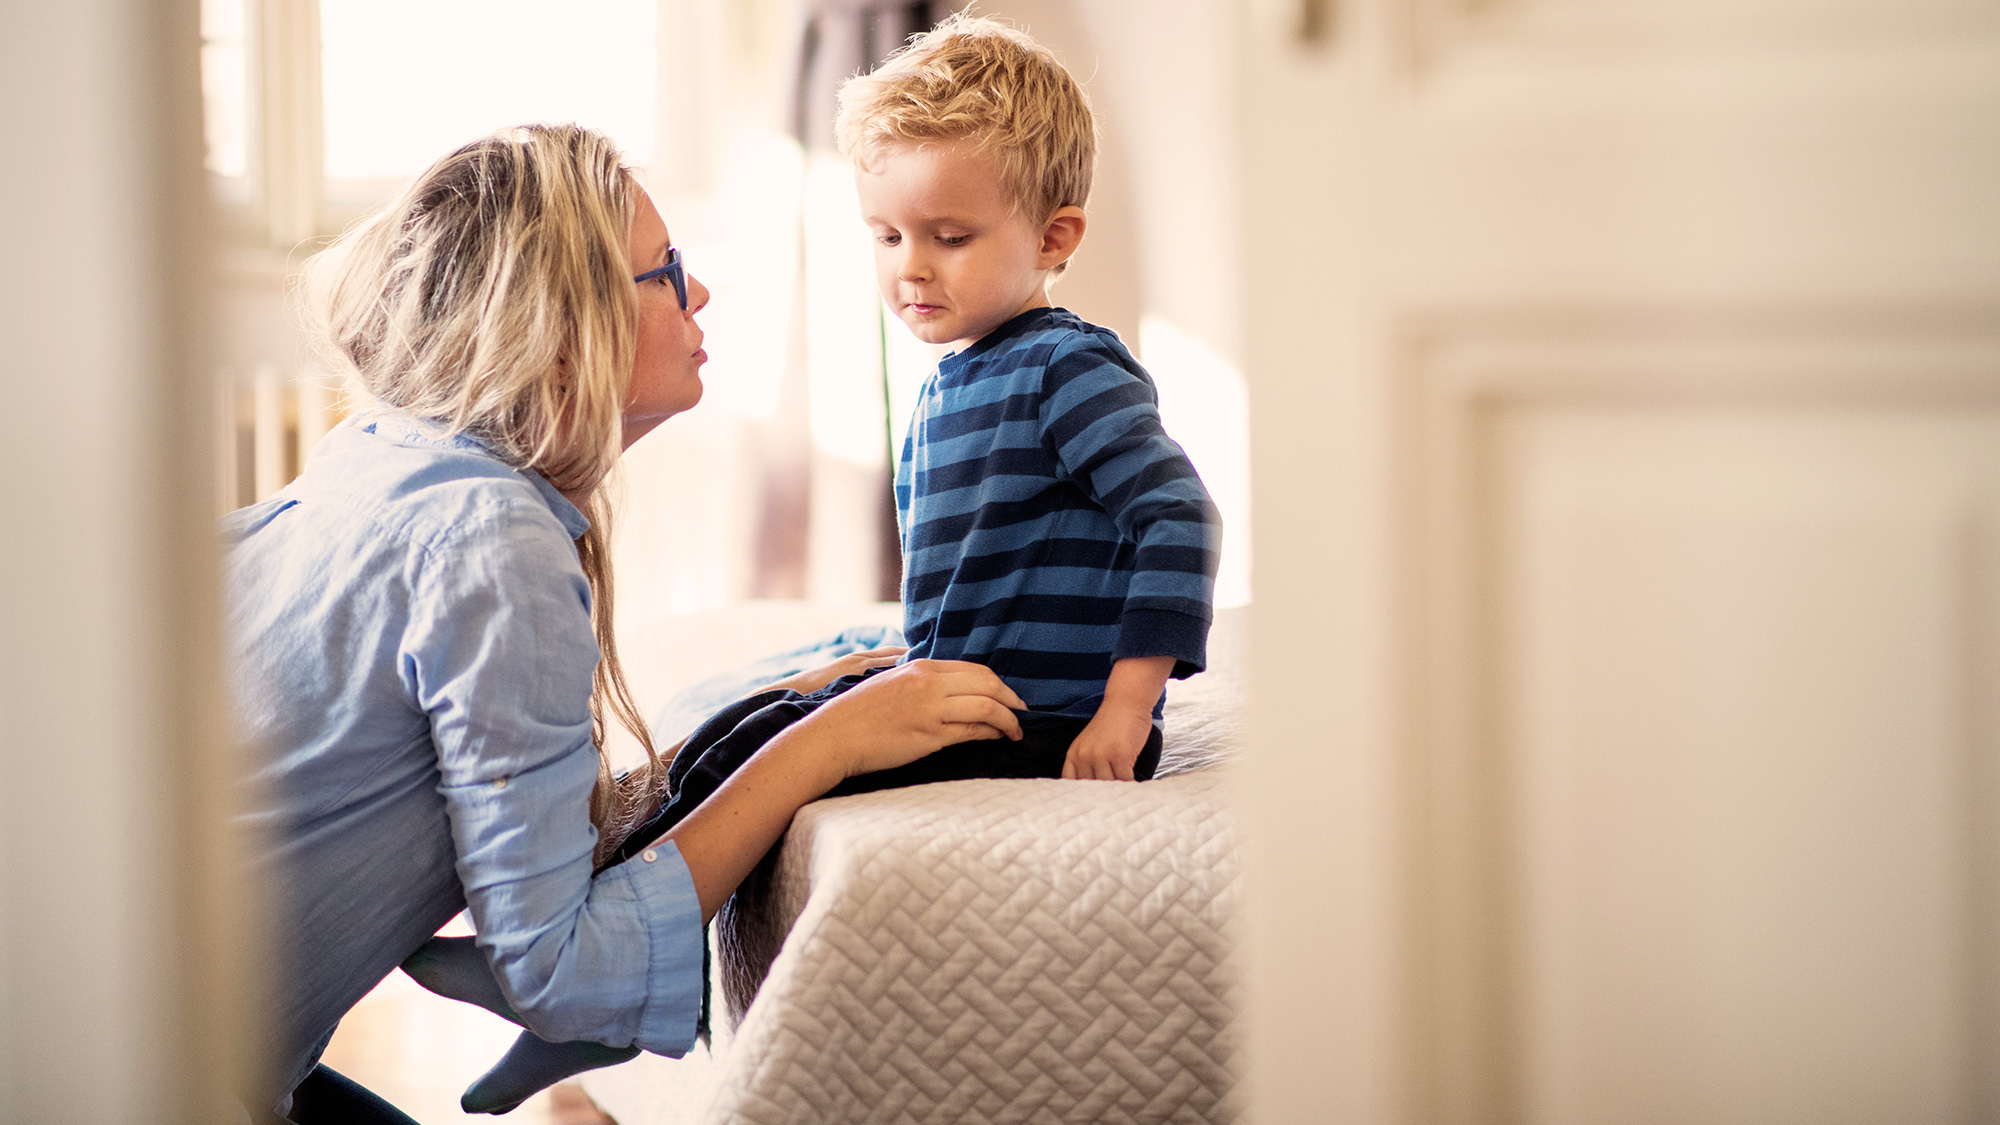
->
<box><xmin>675</xmin><ymin>133</ymin><xmax>805</xmax><ymax>423</ymax></box>
<box><xmin>321</xmin><ymin>0</ymin><xmax>655</xmax><ymax>186</ymax></box>
<box><xmin>1141</xmin><ymin>314</ymin><xmax>1252</xmax><ymax>608</ymax></box>
<box><xmin>803</xmin><ymin>154</ymin><xmax>888</xmax><ymax>469</ymax></box>
<box><xmin>882</xmin><ymin>306</ymin><xmax>943</xmax><ymax>455</ymax></box>
<box><xmin>200</xmin><ymin>0</ymin><xmax>249</xmax><ymax>182</ymax></box>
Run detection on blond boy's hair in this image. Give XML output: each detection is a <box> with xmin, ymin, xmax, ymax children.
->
<box><xmin>835</xmin><ymin>11</ymin><xmax>1096</xmax><ymax>229</ymax></box>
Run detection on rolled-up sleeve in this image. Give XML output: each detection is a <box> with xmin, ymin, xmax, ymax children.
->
<box><xmin>405</xmin><ymin>501</ymin><xmax>704</xmax><ymax>1054</ymax></box>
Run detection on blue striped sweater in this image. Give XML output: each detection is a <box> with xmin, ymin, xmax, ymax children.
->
<box><xmin>895</xmin><ymin>307</ymin><xmax>1221</xmax><ymax>718</ymax></box>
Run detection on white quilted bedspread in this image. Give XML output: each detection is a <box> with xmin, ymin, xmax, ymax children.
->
<box><xmin>710</xmin><ymin>771</ymin><xmax>1240</xmax><ymax>1123</ymax></box>
<box><xmin>585</xmin><ymin>604</ymin><xmax>1244</xmax><ymax>1125</ymax></box>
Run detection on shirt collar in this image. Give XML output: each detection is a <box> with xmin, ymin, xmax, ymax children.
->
<box><xmin>355</xmin><ymin>410</ymin><xmax>591</xmax><ymax>539</ymax></box>
<box><xmin>938</xmin><ymin>306</ymin><xmax>1065</xmax><ymax>373</ymax></box>
<box><xmin>520</xmin><ymin>465</ymin><xmax>590</xmax><ymax>539</ymax></box>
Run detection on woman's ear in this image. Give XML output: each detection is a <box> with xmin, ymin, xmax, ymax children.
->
<box><xmin>1038</xmin><ymin>206</ymin><xmax>1087</xmax><ymax>270</ymax></box>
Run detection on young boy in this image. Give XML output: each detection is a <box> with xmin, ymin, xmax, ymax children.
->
<box><xmin>409</xmin><ymin>14</ymin><xmax>1221</xmax><ymax>1112</ymax></box>
<box><xmin>841</xmin><ymin>12</ymin><xmax>1220</xmax><ymax>782</ymax></box>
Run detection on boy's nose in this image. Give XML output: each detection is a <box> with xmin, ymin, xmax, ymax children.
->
<box><xmin>895</xmin><ymin>247</ymin><xmax>930</xmax><ymax>283</ymax></box>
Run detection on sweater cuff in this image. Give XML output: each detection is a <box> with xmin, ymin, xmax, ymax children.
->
<box><xmin>1115</xmin><ymin>607</ymin><xmax>1210</xmax><ymax>679</ymax></box>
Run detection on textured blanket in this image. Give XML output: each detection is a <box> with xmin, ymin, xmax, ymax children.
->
<box><xmin>586</xmin><ymin>605</ymin><xmax>1245</xmax><ymax>1124</ymax></box>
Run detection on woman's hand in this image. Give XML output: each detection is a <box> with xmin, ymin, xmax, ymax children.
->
<box><xmin>763</xmin><ymin>646</ymin><xmax>906</xmax><ymax>696</ymax></box>
<box><xmin>660</xmin><ymin>657</ymin><xmax>1026</xmax><ymax>921</ymax></box>
<box><xmin>786</xmin><ymin>658</ymin><xmax>1025</xmax><ymax>780</ymax></box>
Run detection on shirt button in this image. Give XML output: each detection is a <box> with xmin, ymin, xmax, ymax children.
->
<box><xmin>641</xmin><ymin>849</ymin><xmax>658</xmax><ymax>863</ymax></box>
<box><xmin>492</xmin><ymin>777</ymin><xmax>508</xmax><ymax>790</ymax></box>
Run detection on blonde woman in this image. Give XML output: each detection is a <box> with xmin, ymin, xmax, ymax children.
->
<box><xmin>225</xmin><ymin>124</ymin><xmax>1025</xmax><ymax>1124</ymax></box>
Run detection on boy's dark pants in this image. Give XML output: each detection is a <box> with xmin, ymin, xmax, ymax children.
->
<box><xmin>608</xmin><ymin>668</ymin><xmax>1163</xmax><ymax>868</ymax></box>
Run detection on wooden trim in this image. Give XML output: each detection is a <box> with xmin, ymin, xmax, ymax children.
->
<box><xmin>257</xmin><ymin>0</ymin><xmax>322</xmax><ymax>250</ymax></box>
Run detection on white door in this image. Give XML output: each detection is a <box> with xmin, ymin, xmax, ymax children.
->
<box><xmin>1237</xmin><ymin>1</ymin><xmax>2000</xmax><ymax>1121</ymax></box>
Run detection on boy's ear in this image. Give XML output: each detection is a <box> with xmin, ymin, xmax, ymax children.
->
<box><xmin>1037</xmin><ymin>205</ymin><xmax>1087</xmax><ymax>270</ymax></box>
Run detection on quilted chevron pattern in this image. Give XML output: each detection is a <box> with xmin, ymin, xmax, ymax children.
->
<box><xmin>711</xmin><ymin>772</ymin><xmax>1242</xmax><ymax>1124</ymax></box>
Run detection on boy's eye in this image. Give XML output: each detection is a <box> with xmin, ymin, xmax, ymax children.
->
<box><xmin>938</xmin><ymin>234</ymin><xmax>969</xmax><ymax>247</ymax></box>
<box><xmin>878</xmin><ymin>233</ymin><xmax>902</xmax><ymax>246</ymax></box>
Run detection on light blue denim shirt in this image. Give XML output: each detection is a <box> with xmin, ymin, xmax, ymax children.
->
<box><xmin>224</xmin><ymin>411</ymin><xmax>703</xmax><ymax>1103</ymax></box>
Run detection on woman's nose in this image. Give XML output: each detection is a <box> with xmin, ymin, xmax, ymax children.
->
<box><xmin>685</xmin><ymin>273</ymin><xmax>711</xmax><ymax>315</ymax></box>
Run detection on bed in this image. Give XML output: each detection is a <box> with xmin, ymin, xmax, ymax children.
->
<box><xmin>582</xmin><ymin>602</ymin><xmax>1246</xmax><ymax>1124</ymax></box>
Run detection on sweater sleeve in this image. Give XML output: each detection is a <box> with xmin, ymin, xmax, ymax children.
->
<box><xmin>1037</xmin><ymin>332</ymin><xmax>1222</xmax><ymax>678</ymax></box>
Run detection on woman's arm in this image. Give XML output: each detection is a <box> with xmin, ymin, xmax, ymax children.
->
<box><xmin>417</xmin><ymin>512</ymin><xmax>1020</xmax><ymax>1043</ymax></box>
<box><xmin>658</xmin><ymin>658</ymin><xmax>1024</xmax><ymax>920</ymax></box>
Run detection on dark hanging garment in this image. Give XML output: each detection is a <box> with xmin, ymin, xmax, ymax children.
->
<box><xmin>788</xmin><ymin>0</ymin><xmax>947</xmax><ymax>153</ymax></box>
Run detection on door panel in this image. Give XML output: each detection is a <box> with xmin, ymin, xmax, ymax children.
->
<box><xmin>1495</xmin><ymin>407</ymin><xmax>1997</xmax><ymax>1124</ymax></box>
<box><xmin>1400</xmin><ymin>321</ymin><xmax>2000</xmax><ymax>1123</ymax></box>
<box><xmin>1237</xmin><ymin>0</ymin><xmax>2000</xmax><ymax>1118</ymax></box>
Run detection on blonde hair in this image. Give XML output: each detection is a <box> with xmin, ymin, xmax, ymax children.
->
<box><xmin>835</xmin><ymin>11</ymin><xmax>1096</xmax><ymax>250</ymax></box>
<box><xmin>309</xmin><ymin>123</ymin><xmax>662</xmax><ymax>857</ymax></box>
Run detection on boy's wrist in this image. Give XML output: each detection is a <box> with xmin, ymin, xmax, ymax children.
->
<box><xmin>1090</xmin><ymin>696</ymin><xmax>1158</xmax><ymax>728</ymax></box>
<box><xmin>1093</xmin><ymin>692</ymin><xmax>1163</xmax><ymax>726</ymax></box>
<box><xmin>1098</xmin><ymin>654</ymin><xmax>1174</xmax><ymax>715</ymax></box>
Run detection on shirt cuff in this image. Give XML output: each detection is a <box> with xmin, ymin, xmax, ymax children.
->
<box><xmin>606</xmin><ymin>837</ymin><xmax>706</xmax><ymax>1057</ymax></box>
<box><xmin>1114</xmin><ymin>606</ymin><xmax>1210</xmax><ymax>679</ymax></box>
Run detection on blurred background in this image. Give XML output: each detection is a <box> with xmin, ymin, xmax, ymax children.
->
<box><xmin>201</xmin><ymin>0</ymin><xmax>1251</xmax><ymax>623</ymax></box>
<box><xmin>3</xmin><ymin>0</ymin><xmax>1998</xmax><ymax>1122</ymax></box>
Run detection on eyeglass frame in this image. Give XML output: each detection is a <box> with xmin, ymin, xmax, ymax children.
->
<box><xmin>633</xmin><ymin>246</ymin><xmax>687</xmax><ymax>311</ymax></box>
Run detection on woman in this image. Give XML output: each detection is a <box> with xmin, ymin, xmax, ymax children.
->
<box><xmin>224</xmin><ymin>124</ymin><xmax>1025</xmax><ymax>1123</ymax></box>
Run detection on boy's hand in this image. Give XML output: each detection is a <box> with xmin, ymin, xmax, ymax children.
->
<box><xmin>1062</xmin><ymin>655</ymin><xmax>1175</xmax><ymax>782</ymax></box>
<box><xmin>765</xmin><ymin>646</ymin><xmax>906</xmax><ymax>696</ymax></box>
<box><xmin>1062</xmin><ymin>704</ymin><xmax>1154</xmax><ymax>781</ymax></box>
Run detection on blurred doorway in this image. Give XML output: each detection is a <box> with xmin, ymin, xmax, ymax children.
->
<box><xmin>1240</xmin><ymin>1</ymin><xmax>2000</xmax><ymax>1121</ymax></box>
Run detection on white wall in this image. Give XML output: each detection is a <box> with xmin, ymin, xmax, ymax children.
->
<box><xmin>973</xmin><ymin>0</ymin><xmax>1255</xmax><ymax>608</ymax></box>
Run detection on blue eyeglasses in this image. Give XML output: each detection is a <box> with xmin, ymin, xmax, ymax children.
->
<box><xmin>634</xmin><ymin>246</ymin><xmax>687</xmax><ymax>310</ymax></box>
